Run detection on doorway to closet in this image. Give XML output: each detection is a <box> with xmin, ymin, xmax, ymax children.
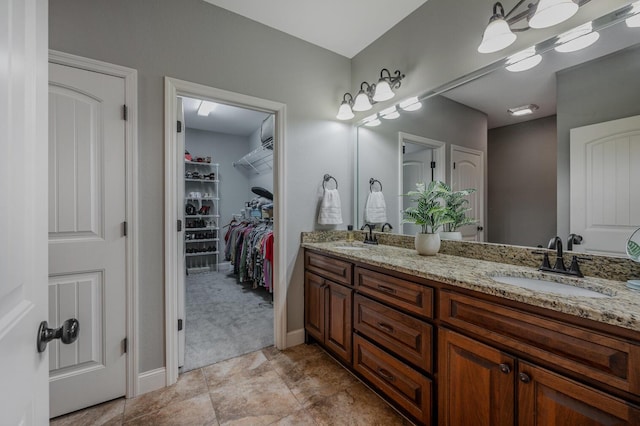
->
<box><xmin>178</xmin><ymin>96</ymin><xmax>276</xmax><ymax>372</ymax></box>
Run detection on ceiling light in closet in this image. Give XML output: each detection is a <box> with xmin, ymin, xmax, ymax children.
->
<box><xmin>508</xmin><ymin>104</ymin><xmax>539</xmax><ymax>116</ymax></box>
<box><xmin>554</xmin><ymin>22</ymin><xmax>599</xmax><ymax>53</ymax></box>
<box><xmin>505</xmin><ymin>47</ymin><xmax>542</xmax><ymax>72</ymax></box>
<box><xmin>197</xmin><ymin>101</ymin><xmax>218</xmax><ymax>116</ymax></box>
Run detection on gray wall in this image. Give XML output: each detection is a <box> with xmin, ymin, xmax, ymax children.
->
<box><xmin>49</xmin><ymin>0</ymin><xmax>352</xmax><ymax>373</ymax></box>
<box><xmin>488</xmin><ymin>116</ymin><xmax>557</xmax><ymax>247</ymax></box>
<box><xmin>357</xmin><ymin>95</ymin><xmax>487</xmax><ymax>230</ymax></box>
<box><xmin>247</xmin><ymin>126</ymin><xmax>275</xmax><ymax>193</ymax></box>
<box><xmin>556</xmin><ymin>45</ymin><xmax>640</xmax><ymax>238</ymax></box>
<box><xmin>185</xmin><ymin>128</ymin><xmax>252</xmax><ymax>230</ymax></box>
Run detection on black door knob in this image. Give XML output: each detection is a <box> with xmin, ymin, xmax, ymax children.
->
<box><xmin>477</xmin><ymin>226</ymin><xmax>484</xmax><ymax>231</ymax></box>
<box><xmin>37</xmin><ymin>318</ymin><xmax>80</xmax><ymax>353</ymax></box>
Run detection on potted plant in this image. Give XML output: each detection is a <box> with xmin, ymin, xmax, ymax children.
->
<box><xmin>441</xmin><ymin>183</ymin><xmax>477</xmax><ymax>241</ymax></box>
<box><xmin>402</xmin><ymin>181</ymin><xmax>453</xmax><ymax>255</ymax></box>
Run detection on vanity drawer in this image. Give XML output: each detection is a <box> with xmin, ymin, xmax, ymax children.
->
<box><xmin>354</xmin><ymin>294</ymin><xmax>433</xmax><ymax>373</ymax></box>
<box><xmin>355</xmin><ymin>267</ymin><xmax>433</xmax><ymax>319</ymax></box>
<box><xmin>305</xmin><ymin>250</ymin><xmax>353</xmax><ymax>287</ymax></box>
<box><xmin>354</xmin><ymin>334</ymin><xmax>432</xmax><ymax>424</ymax></box>
<box><xmin>440</xmin><ymin>291</ymin><xmax>640</xmax><ymax>394</ymax></box>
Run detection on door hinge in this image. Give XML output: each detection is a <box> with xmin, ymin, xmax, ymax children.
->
<box><xmin>177</xmin><ymin>219</ymin><xmax>182</xmax><ymax>232</ymax></box>
<box><xmin>123</xmin><ymin>221</ymin><xmax>128</xmax><ymax>237</ymax></box>
<box><xmin>430</xmin><ymin>161</ymin><xmax>436</xmax><ymax>169</ymax></box>
<box><xmin>123</xmin><ymin>105</ymin><xmax>128</xmax><ymax>121</ymax></box>
<box><xmin>178</xmin><ymin>319</ymin><xmax>183</xmax><ymax>331</ymax></box>
<box><xmin>177</xmin><ymin>120</ymin><xmax>182</xmax><ymax>133</ymax></box>
<box><xmin>123</xmin><ymin>337</ymin><xmax>128</xmax><ymax>353</ymax></box>
<box><xmin>453</xmin><ymin>162</ymin><xmax>456</xmax><ymax>170</ymax></box>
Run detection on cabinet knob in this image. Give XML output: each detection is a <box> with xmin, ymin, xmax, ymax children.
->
<box><xmin>519</xmin><ymin>372</ymin><xmax>531</xmax><ymax>383</ymax></box>
<box><xmin>499</xmin><ymin>363</ymin><xmax>511</xmax><ymax>374</ymax></box>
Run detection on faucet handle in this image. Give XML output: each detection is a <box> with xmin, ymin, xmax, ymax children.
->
<box><xmin>568</xmin><ymin>255</ymin><xmax>590</xmax><ymax>278</ymax></box>
<box><xmin>532</xmin><ymin>250</ymin><xmax>552</xmax><ymax>270</ymax></box>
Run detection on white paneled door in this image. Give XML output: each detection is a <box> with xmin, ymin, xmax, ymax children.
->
<box><xmin>0</xmin><ymin>0</ymin><xmax>49</xmax><ymax>423</ymax></box>
<box><xmin>48</xmin><ymin>62</ymin><xmax>127</xmax><ymax>417</ymax></box>
<box><xmin>570</xmin><ymin>115</ymin><xmax>640</xmax><ymax>255</ymax></box>
<box><xmin>451</xmin><ymin>145</ymin><xmax>484</xmax><ymax>241</ymax></box>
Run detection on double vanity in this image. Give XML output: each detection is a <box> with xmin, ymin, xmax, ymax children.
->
<box><xmin>302</xmin><ymin>235</ymin><xmax>640</xmax><ymax>425</ymax></box>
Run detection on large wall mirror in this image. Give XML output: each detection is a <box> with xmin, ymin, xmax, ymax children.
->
<box><xmin>355</xmin><ymin>2</ymin><xmax>640</xmax><ymax>255</ymax></box>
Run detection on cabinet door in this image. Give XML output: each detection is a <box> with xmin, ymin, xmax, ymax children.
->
<box><xmin>325</xmin><ymin>280</ymin><xmax>353</xmax><ymax>363</ymax></box>
<box><xmin>439</xmin><ymin>328</ymin><xmax>515</xmax><ymax>426</ymax></box>
<box><xmin>518</xmin><ymin>361</ymin><xmax>640</xmax><ymax>426</ymax></box>
<box><xmin>304</xmin><ymin>272</ymin><xmax>325</xmax><ymax>343</ymax></box>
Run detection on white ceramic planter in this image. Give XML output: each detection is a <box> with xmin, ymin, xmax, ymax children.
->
<box><xmin>440</xmin><ymin>231</ymin><xmax>462</xmax><ymax>241</ymax></box>
<box><xmin>415</xmin><ymin>232</ymin><xmax>441</xmax><ymax>256</ymax></box>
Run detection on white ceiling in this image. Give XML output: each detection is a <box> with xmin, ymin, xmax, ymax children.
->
<box><xmin>202</xmin><ymin>0</ymin><xmax>429</xmax><ymax>58</ymax></box>
<box><xmin>182</xmin><ymin>97</ymin><xmax>270</xmax><ymax>136</ymax></box>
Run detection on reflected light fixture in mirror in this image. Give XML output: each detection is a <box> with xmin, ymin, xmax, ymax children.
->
<box><xmin>399</xmin><ymin>97</ymin><xmax>423</xmax><ymax>111</ymax></box>
<box><xmin>478</xmin><ymin>0</ymin><xmax>582</xmax><ymax>54</ymax></box>
<box><xmin>528</xmin><ymin>0</ymin><xmax>579</xmax><ymax>29</ymax></box>
<box><xmin>554</xmin><ymin>22</ymin><xmax>600</xmax><ymax>52</ymax></box>
<box><xmin>626</xmin><ymin>1</ymin><xmax>640</xmax><ymax>27</ymax></box>
<box><xmin>380</xmin><ymin>106</ymin><xmax>400</xmax><ymax>120</ymax></box>
<box><xmin>363</xmin><ymin>114</ymin><xmax>381</xmax><ymax>127</ymax></box>
<box><xmin>505</xmin><ymin>47</ymin><xmax>542</xmax><ymax>72</ymax></box>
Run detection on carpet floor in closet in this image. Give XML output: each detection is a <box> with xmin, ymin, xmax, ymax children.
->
<box><xmin>182</xmin><ymin>266</ymin><xmax>274</xmax><ymax>372</ymax></box>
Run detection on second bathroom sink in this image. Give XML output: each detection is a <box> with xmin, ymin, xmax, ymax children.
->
<box><xmin>489</xmin><ymin>275</ymin><xmax>611</xmax><ymax>298</ymax></box>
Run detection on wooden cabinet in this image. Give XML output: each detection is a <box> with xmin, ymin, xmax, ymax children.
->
<box><xmin>304</xmin><ymin>270</ymin><xmax>352</xmax><ymax>363</ymax></box>
<box><xmin>439</xmin><ymin>327</ymin><xmax>640</xmax><ymax>426</ymax></box>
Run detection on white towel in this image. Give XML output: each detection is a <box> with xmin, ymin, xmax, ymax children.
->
<box><xmin>364</xmin><ymin>191</ymin><xmax>387</xmax><ymax>223</ymax></box>
<box><xmin>318</xmin><ymin>188</ymin><xmax>343</xmax><ymax>225</ymax></box>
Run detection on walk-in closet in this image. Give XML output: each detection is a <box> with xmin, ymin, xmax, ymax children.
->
<box><xmin>179</xmin><ymin>96</ymin><xmax>275</xmax><ymax>372</ymax></box>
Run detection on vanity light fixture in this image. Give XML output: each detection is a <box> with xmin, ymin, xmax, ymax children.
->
<box><xmin>380</xmin><ymin>106</ymin><xmax>400</xmax><ymax>120</ymax></box>
<box><xmin>478</xmin><ymin>0</ymin><xmax>581</xmax><ymax>54</ymax></box>
<box><xmin>335</xmin><ymin>68</ymin><xmax>405</xmax><ymax>120</ymax></box>
<box><xmin>197</xmin><ymin>101</ymin><xmax>218</xmax><ymax>116</ymax></box>
<box><xmin>554</xmin><ymin>22</ymin><xmax>599</xmax><ymax>53</ymax></box>
<box><xmin>399</xmin><ymin>97</ymin><xmax>422</xmax><ymax>111</ymax></box>
<box><xmin>505</xmin><ymin>47</ymin><xmax>542</xmax><ymax>72</ymax></box>
<box><xmin>508</xmin><ymin>104</ymin><xmax>539</xmax><ymax>116</ymax></box>
<box><xmin>363</xmin><ymin>114</ymin><xmax>381</xmax><ymax>127</ymax></box>
<box><xmin>626</xmin><ymin>1</ymin><xmax>640</xmax><ymax>27</ymax></box>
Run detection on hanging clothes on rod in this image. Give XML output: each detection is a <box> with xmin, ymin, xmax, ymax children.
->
<box><xmin>223</xmin><ymin>218</ymin><xmax>274</xmax><ymax>292</ymax></box>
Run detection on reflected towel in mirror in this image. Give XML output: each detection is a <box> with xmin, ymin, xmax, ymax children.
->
<box><xmin>365</xmin><ymin>191</ymin><xmax>387</xmax><ymax>223</ymax></box>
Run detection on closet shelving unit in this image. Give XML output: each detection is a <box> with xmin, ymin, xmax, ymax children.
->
<box><xmin>233</xmin><ymin>139</ymin><xmax>273</xmax><ymax>174</ymax></box>
<box><xmin>184</xmin><ymin>161</ymin><xmax>220</xmax><ymax>272</ymax></box>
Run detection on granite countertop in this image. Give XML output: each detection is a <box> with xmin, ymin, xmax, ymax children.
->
<box><xmin>302</xmin><ymin>241</ymin><xmax>640</xmax><ymax>333</ymax></box>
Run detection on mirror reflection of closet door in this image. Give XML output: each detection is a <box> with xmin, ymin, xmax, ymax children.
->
<box><xmin>402</xmin><ymin>147</ymin><xmax>433</xmax><ymax>235</ymax></box>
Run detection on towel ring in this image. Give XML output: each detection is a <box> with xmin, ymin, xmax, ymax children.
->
<box><xmin>323</xmin><ymin>174</ymin><xmax>338</xmax><ymax>190</ymax></box>
<box><xmin>369</xmin><ymin>178</ymin><xmax>382</xmax><ymax>192</ymax></box>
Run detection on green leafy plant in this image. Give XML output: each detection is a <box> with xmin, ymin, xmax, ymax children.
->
<box><xmin>441</xmin><ymin>183</ymin><xmax>477</xmax><ymax>232</ymax></box>
<box><xmin>402</xmin><ymin>181</ymin><xmax>453</xmax><ymax>234</ymax></box>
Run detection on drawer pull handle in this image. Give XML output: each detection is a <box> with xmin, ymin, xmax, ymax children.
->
<box><xmin>519</xmin><ymin>372</ymin><xmax>531</xmax><ymax>384</ymax></box>
<box><xmin>377</xmin><ymin>285</ymin><xmax>396</xmax><ymax>294</ymax></box>
<box><xmin>377</xmin><ymin>322</ymin><xmax>395</xmax><ymax>333</ymax></box>
<box><xmin>499</xmin><ymin>363</ymin><xmax>511</xmax><ymax>374</ymax></box>
<box><xmin>377</xmin><ymin>368</ymin><xmax>395</xmax><ymax>382</ymax></box>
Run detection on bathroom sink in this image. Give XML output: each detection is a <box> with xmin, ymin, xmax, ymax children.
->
<box><xmin>490</xmin><ymin>275</ymin><xmax>611</xmax><ymax>298</ymax></box>
<box><xmin>334</xmin><ymin>245</ymin><xmax>369</xmax><ymax>251</ymax></box>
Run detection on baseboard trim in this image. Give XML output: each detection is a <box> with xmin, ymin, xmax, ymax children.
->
<box><xmin>286</xmin><ymin>328</ymin><xmax>305</xmax><ymax>348</ymax></box>
<box><xmin>137</xmin><ymin>367</ymin><xmax>166</xmax><ymax>396</ymax></box>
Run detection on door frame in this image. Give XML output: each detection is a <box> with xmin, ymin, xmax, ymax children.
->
<box><xmin>164</xmin><ymin>77</ymin><xmax>287</xmax><ymax>386</ymax></box>
<box><xmin>48</xmin><ymin>50</ymin><xmax>140</xmax><ymax>398</ymax></box>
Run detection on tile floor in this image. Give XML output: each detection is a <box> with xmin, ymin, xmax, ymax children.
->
<box><xmin>50</xmin><ymin>343</ymin><xmax>413</xmax><ymax>425</ymax></box>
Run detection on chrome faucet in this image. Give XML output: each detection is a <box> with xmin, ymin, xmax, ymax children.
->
<box><xmin>361</xmin><ymin>224</ymin><xmax>378</xmax><ymax>245</ymax></box>
<box><xmin>381</xmin><ymin>222</ymin><xmax>393</xmax><ymax>232</ymax></box>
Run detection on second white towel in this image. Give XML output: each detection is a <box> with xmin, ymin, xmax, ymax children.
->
<box><xmin>364</xmin><ymin>191</ymin><xmax>387</xmax><ymax>223</ymax></box>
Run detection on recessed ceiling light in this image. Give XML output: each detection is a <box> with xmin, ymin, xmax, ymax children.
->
<box><xmin>508</xmin><ymin>104</ymin><xmax>539</xmax><ymax>116</ymax></box>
